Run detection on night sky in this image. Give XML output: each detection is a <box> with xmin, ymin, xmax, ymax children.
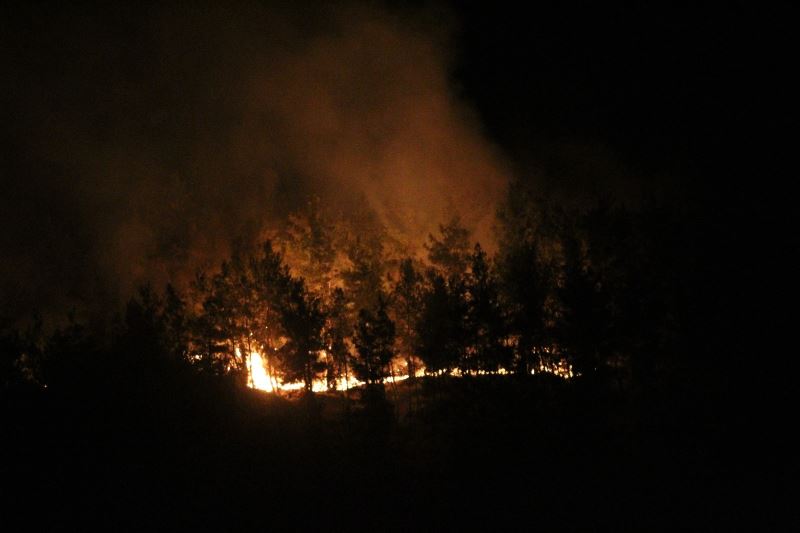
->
<box><xmin>455</xmin><ymin>3</ymin><xmax>791</xmax><ymax>192</ymax></box>
<box><xmin>1</xmin><ymin>1</ymin><xmax>791</xmax><ymax>321</ymax></box>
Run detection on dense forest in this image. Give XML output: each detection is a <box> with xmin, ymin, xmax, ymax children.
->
<box><xmin>2</xmin><ymin>179</ymin><xmax>690</xmax><ymax>397</ymax></box>
<box><xmin>2</xmin><ymin>178</ymin><xmax>774</xmax><ymax>529</ymax></box>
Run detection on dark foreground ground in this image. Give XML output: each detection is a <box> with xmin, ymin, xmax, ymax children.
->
<box><xmin>1</xmin><ymin>370</ymin><xmax>785</xmax><ymax>530</ymax></box>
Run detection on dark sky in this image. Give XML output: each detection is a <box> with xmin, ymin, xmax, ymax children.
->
<box><xmin>452</xmin><ymin>2</ymin><xmax>791</xmax><ymax>186</ymax></box>
<box><xmin>0</xmin><ymin>1</ymin><xmax>791</xmax><ymax>322</ymax></box>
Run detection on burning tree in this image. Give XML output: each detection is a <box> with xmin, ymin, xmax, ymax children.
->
<box><xmin>323</xmin><ymin>287</ymin><xmax>352</xmax><ymax>391</ymax></box>
<box><xmin>275</xmin><ymin>277</ymin><xmax>326</xmax><ymax>392</ymax></box>
<box><xmin>177</xmin><ymin>193</ymin><xmax>643</xmax><ymax>391</ymax></box>
<box><xmin>187</xmin><ymin>240</ymin><xmax>327</xmax><ymax>391</ymax></box>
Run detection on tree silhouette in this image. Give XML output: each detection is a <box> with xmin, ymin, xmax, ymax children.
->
<box><xmin>342</xmin><ymin>234</ymin><xmax>386</xmax><ymax>316</ymax></box>
<box><xmin>277</xmin><ymin>277</ymin><xmax>326</xmax><ymax>392</ymax></box>
<box><xmin>415</xmin><ymin>218</ymin><xmax>473</xmax><ymax>374</ymax></box>
<box><xmin>556</xmin><ymin>232</ymin><xmax>609</xmax><ymax>377</ymax></box>
<box><xmin>599</xmin><ymin>205</ymin><xmax>681</xmax><ymax>387</ymax></box>
<box><xmin>466</xmin><ymin>244</ymin><xmax>511</xmax><ymax>373</ymax></box>
<box><xmin>187</xmin><ymin>272</ymin><xmax>230</xmax><ymax>375</ymax></box>
<box><xmin>162</xmin><ymin>283</ymin><xmax>189</xmax><ymax>363</ymax></box>
<box><xmin>499</xmin><ymin>240</ymin><xmax>551</xmax><ymax>375</ymax></box>
<box><xmin>281</xmin><ymin>196</ymin><xmax>337</xmax><ymax>296</ymax></box>
<box><xmin>424</xmin><ymin>215</ymin><xmax>471</xmax><ymax>279</ymax></box>
<box><xmin>248</xmin><ymin>240</ymin><xmax>293</xmax><ymax>388</ymax></box>
<box><xmin>416</xmin><ymin>272</ymin><xmax>467</xmax><ymax>375</ymax></box>
<box><xmin>323</xmin><ymin>287</ymin><xmax>351</xmax><ymax>391</ymax></box>
<box><xmin>38</xmin><ymin>311</ymin><xmax>100</xmax><ymax>391</ymax></box>
<box><xmin>188</xmin><ymin>264</ymin><xmax>245</xmax><ymax>381</ymax></box>
<box><xmin>496</xmin><ymin>183</ymin><xmax>560</xmax><ymax>375</ymax></box>
<box><xmin>352</xmin><ymin>295</ymin><xmax>396</xmax><ymax>388</ymax></box>
<box><xmin>390</xmin><ymin>258</ymin><xmax>424</xmax><ymax>378</ymax></box>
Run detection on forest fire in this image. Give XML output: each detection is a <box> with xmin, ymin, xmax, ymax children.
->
<box><xmin>246</xmin><ymin>350</ymin><xmax>417</xmax><ymax>393</ymax></box>
<box><xmin>247</xmin><ymin>351</ymin><xmax>275</xmax><ymax>392</ymax></box>
<box><xmin>0</xmin><ymin>0</ymin><xmax>772</xmax><ymax>529</ymax></box>
<box><xmin>179</xmin><ymin>209</ymin><xmax>587</xmax><ymax>395</ymax></box>
<box><xmin>245</xmin><ymin>347</ymin><xmax>572</xmax><ymax>394</ymax></box>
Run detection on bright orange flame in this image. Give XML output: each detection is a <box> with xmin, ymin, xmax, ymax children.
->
<box><xmin>248</xmin><ymin>351</ymin><xmax>275</xmax><ymax>392</ymax></box>
<box><xmin>246</xmin><ymin>350</ymin><xmax>420</xmax><ymax>393</ymax></box>
<box><xmin>246</xmin><ymin>349</ymin><xmax>572</xmax><ymax>393</ymax></box>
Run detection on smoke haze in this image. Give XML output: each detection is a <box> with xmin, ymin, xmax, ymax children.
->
<box><xmin>1</xmin><ymin>2</ymin><xmax>510</xmax><ymax>321</ymax></box>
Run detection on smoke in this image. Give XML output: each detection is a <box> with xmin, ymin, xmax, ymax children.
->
<box><xmin>1</xmin><ymin>1</ymin><xmax>510</xmax><ymax>321</ymax></box>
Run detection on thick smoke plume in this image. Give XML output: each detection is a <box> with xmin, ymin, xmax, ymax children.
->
<box><xmin>1</xmin><ymin>2</ymin><xmax>509</xmax><ymax>322</ymax></box>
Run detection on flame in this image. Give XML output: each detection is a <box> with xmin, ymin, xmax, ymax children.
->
<box><xmin>248</xmin><ymin>351</ymin><xmax>275</xmax><ymax>392</ymax></box>
<box><xmin>246</xmin><ymin>350</ymin><xmax>418</xmax><ymax>393</ymax></box>
<box><xmin>246</xmin><ymin>348</ymin><xmax>573</xmax><ymax>394</ymax></box>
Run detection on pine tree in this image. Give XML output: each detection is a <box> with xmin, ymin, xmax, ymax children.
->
<box><xmin>323</xmin><ymin>287</ymin><xmax>351</xmax><ymax>391</ymax></box>
<box><xmin>415</xmin><ymin>271</ymin><xmax>466</xmax><ymax>375</ymax></box>
<box><xmin>277</xmin><ymin>277</ymin><xmax>326</xmax><ymax>392</ymax></box>
<box><xmin>424</xmin><ymin>215</ymin><xmax>471</xmax><ymax>279</ymax></box>
<box><xmin>342</xmin><ymin>234</ymin><xmax>385</xmax><ymax>316</ymax></box>
<box><xmin>496</xmin><ymin>184</ymin><xmax>559</xmax><ymax>376</ymax></box>
<box><xmin>391</xmin><ymin>258</ymin><xmax>424</xmax><ymax>377</ymax></box>
<box><xmin>281</xmin><ymin>196</ymin><xmax>337</xmax><ymax>295</ymax></box>
<box><xmin>466</xmin><ymin>244</ymin><xmax>511</xmax><ymax>373</ymax></box>
<box><xmin>162</xmin><ymin>283</ymin><xmax>188</xmax><ymax>362</ymax></box>
<box><xmin>352</xmin><ymin>295</ymin><xmax>395</xmax><ymax>388</ymax></box>
<box><xmin>557</xmin><ymin>233</ymin><xmax>608</xmax><ymax>377</ymax></box>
